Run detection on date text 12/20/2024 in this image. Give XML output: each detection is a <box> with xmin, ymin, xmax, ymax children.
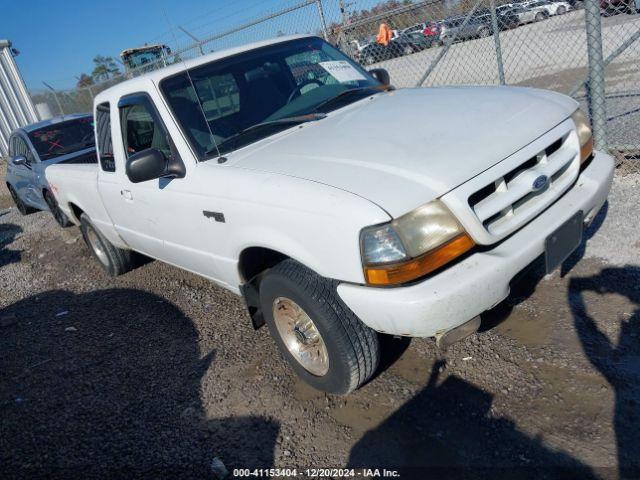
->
<box><xmin>232</xmin><ymin>468</ymin><xmax>401</xmax><ymax>477</ymax></box>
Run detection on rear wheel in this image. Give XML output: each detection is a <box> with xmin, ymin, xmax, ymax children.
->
<box><xmin>44</xmin><ymin>190</ymin><xmax>72</xmax><ymax>228</ymax></box>
<box><xmin>557</xmin><ymin>5</ymin><xmax>567</xmax><ymax>14</ymax></box>
<box><xmin>260</xmin><ymin>259</ymin><xmax>380</xmax><ymax>394</ymax></box>
<box><xmin>535</xmin><ymin>11</ymin><xmax>546</xmax><ymax>21</ymax></box>
<box><xmin>8</xmin><ymin>185</ymin><xmax>35</xmax><ymax>215</ymax></box>
<box><xmin>79</xmin><ymin>213</ymin><xmax>134</xmax><ymax>276</ymax></box>
<box><xmin>403</xmin><ymin>44</ymin><xmax>415</xmax><ymax>55</ymax></box>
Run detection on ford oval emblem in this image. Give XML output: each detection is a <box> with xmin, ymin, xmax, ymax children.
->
<box><xmin>532</xmin><ymin>175</ymin><xmax>549</xmax><ymax>192</ymax></box>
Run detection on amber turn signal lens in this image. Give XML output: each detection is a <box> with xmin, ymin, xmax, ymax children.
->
<box><xmin>364</xmin><ymin>233</ymin><xmax>475</xmax><ymax>286</ymax></box>
<box><xmin>580</xmin><ymin>136</ymin><xmax>593</xmax><ymax>163</ymax></box>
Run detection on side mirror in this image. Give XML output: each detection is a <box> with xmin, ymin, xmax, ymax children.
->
<box><xmin>11</xmin><ymin>155</ymin><xmax>27</xmax><ymax>167</ymax></box>
<box><xmin>125</xmin><ymin>148</ymin><xmax>169</xmax><ymax>183</ymax></box>
<box><xmin>125</xmin><ymin>147</ymin><xmax>186</xmax><ymax>183</ymax></box>
<box><xmin>369</xmin><ymin>68</ymin><xmax>391</xmax><ymax>87</ymax></box>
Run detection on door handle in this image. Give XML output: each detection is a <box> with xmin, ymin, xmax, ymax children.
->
<box><xmin>121</xmin><ymin>189</ymin><xmax>133</xmax><ymax>200</ymax></box>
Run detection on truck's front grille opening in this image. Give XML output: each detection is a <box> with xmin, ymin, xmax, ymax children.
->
<box><xmin>468</xmin><ymin>132</ymin><xmax>580</xmax><ymax>237</ymax></box>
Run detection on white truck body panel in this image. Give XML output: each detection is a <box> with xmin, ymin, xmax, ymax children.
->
<box><xmin>44</xmin><ymin>34</ymin><xmax>614</xmax><ymax>338</ymax></box>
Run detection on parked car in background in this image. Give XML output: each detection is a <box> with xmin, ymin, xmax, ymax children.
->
<box><xmin>496</xmin><ymin>3</ymin><xmax>515</xmax><ymax>13</ymax></box>
<box><xmin>45</xmin><ymin>35</ymin><xmax>613</xmax><ymax>394</ymax></box>
<box><xmin>600</xmin><ymin>0</ymin><xmax>638</xmax><ymax>14</ymax></box>
<box><xmin>400</xmin><ymin>23</ymin><xmax>426</xmax><ymax>35</ymax></box>
<box><xmin>5</xmin><ymin>114</ymin><xmax>96</xmax><ymax>226</ymax></box>
<box><xmin>423</xmin><ymin>21</ymin><xmax>445</xmax><ymax>44</ymax></box>
<box><xmin>508</xmin><ymin>3</ymin><xmax>551</xmax><ymax>24</ymax></box>
<box><xmin>360</xmin><ymin>33</ymin><xmax>432</xmax><ymax>65</ymax></box>
<box><xmin>396</xmin><ymin>30</ymin><xmax>439</xmax><ymax>51</ymax></box>
<box><xmin>543</xmin><ymin>0</ymin><xmax>573</xmax><ymax>14</ymax></box>
<box><xmin>526</xmin><ymin>0</ymin><xmax>572</xmax><ymax>15</ymax></box>
<box><xmin>440</xmin><ymin>10</ymin><xmax>518</xmax><ymax>43</ymax></box>
<box><xmin>348</xmin><ymin>35</ymin><xmax>375</xmax><ymax>59</ymax></box>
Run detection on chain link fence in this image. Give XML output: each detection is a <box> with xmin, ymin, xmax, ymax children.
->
<box><xmin>31</xmin><ymin>0</ymin><xmax>639</xmax><ymax>173</ymax></box>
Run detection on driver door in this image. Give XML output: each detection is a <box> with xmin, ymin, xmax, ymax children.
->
<box><xmin>98</xmin><ymin>94</ymin><xmax>169</xmax><ymax>259</ymax></box>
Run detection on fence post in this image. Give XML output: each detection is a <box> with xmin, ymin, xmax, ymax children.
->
<box><xmin>583</xmin><ymin>0</ymin><xmax>607</xmax><ymax>150</ymax></box>
<box><xmin>489</xmin><ymin>0</ymin><xmax>506</xmax><ymax>85</ymax></box>
<box><xmin>316</xmin><ymin>0</ymin><xmax>329</xmax><ymax>40</ymax></box>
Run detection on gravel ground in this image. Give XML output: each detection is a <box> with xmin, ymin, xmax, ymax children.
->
<box><xmin>1</xmin><ymin>159</ymin><xmax>639</xmax><ymax>479</ymax></box>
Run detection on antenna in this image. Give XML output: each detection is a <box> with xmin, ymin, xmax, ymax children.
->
<box><xmin>162</xmin><ymin>4</ymin><xmax>221</xmax><ymax>159</ymax></box>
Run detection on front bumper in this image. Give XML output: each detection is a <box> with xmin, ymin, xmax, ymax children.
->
<box><xmin>337</xmin><ymin>150</ymin><xmax>614</xmax><ymax>338</ymax></box>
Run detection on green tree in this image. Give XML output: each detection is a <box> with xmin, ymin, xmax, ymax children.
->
<box><xmin>76</xmin><ymin>73</ymin><xmax>94</xmax><ymax>88</ymax></box>
<box><xmin>91</xmin><ymin>55</ymin><xmax>120</xmax><ymax>82</ymax></box>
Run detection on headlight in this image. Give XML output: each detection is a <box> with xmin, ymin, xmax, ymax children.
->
<box><xmin>571</xmin><ymin>109</ymin><xmax>593</xmax><ymax>163</ymax></box>
<box><xmin>360</xmin><ymin>200</ymin><xmax>474</xmax><ymax>286</ymax></box>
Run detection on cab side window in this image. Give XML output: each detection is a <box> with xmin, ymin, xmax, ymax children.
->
<box><xmin>119</xmin><ymin>96</ymin><xmax>171</xmax><ymax>159</ymax></box>
<box><xmin>96</xmin><ymin>102</ymin><xmax>115</xmax><ymax>172</ymax></box>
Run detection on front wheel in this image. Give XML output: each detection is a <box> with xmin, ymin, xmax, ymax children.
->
<box><xmin>535</xmin><ymin>11</ymin><xmax>547</xmax><ymax>21</ymax></box>
<box><xmin>79</xmin><ymin>213</ymin><xmax>134</xmax><ymax>276</ymax></box>
<box><xmin>8</xmin><ymin>185</ymin><xmax>35</xmax><ymax>216</ymax></box>
<box><xmin>557</xmin><ymin>5</ymin><xmax>567</xmax><ymax>14</ymax></box>
<box><xmin>260</xmin><ymin>259</ymin><xmax>380</xmax><ymax>394</ymax></box>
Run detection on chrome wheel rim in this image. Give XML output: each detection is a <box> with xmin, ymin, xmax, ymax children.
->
<box><xmin>86</xmin><ymin>228</ymin><xmax>109</xmax><ymax>266</ymax></box>
<box><xmin>272</xmin><ymin>297</ymin><xmax>329</xmax><ymax>376</ymax></box>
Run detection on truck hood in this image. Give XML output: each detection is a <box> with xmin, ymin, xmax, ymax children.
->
<box><xmin>231</xmin><ymin>86</ymin><xmax>578</xmax><ymax>217</ymax></box>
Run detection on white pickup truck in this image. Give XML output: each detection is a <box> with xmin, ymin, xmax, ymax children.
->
<box><xmin>46</xmin><ymin>35</ymin><xmax>613</xmax><ymax>394</ymax></box>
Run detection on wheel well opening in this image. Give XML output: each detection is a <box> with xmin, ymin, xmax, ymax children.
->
<box><xmin>238</xmin><ymin>247</ymin><xmax>289</xmax><ymax>283</ymax></box>
<box><xmin>68</xmin><ymin>203</ymin><xmax>84</xmax><ymax>223</ymax></box>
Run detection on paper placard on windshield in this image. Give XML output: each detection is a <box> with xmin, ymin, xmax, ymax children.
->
<box><xmin>319</xmin><ymin>61</ymin><xmax>366</xmax><ymax>83</ymax></box>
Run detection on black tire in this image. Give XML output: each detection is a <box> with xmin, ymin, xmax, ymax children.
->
<box><xmin>260</xmin><ymin>259</ymin><xmax>380</xmax><ymax>394</ymax></box>
<box><xmin>535</xmin><ymin>11</ymin><xmax>546</xmax><ymax>21</ymax></box>
<box><xmin>43</xmin><ymin>190</ymin><xmax>72</xmax><ymax>228</ymax></box>
<box><xmin>8</xmin><ymin>185</ymin><xmax>36</xmax><ymax>215</ymax></box>
<box><xmin>557</xmin><ymin>5</ymin><xmax>567</xmax><ymax>14</ymax></box>
<box><xmin>403</xmin><ymin>44</ymin><xmax>414</xmax><ymax>55</ymax></box>
<box><xmin>79</xmin><ymin>213</ymin><xmax>134</xmax><ymax>276</ymax></box>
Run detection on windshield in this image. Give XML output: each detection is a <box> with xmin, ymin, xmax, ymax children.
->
<box><xmin>160</xmin><ymin>37</ymin><xmax>381</xmax><ymax>159</ymax></box>
<box><xmin>27</xmin><ymin>116</ymin><xmax>95</xmax><ymax>160</ymax></box>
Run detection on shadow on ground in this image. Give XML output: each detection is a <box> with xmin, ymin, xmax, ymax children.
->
<box><xmin>348</xmin><ymin>359</ymin><xmax>596</xmax><ymax>479</ymax></box>
<box><xmin>569</xmin><ymin>266</ymin><xmax>640</xmax><ymax>477</ymax></box>
<box><xmin>0</xmin><ymin>289</ymin><xmax>279</xmax><ymax>478</ymax></box>
<box><xmin>0</xmin><ymin>222</ymin><xmax>22</xmax><ymax>268</ymax></box>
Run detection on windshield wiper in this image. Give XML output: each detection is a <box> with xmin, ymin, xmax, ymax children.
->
<box><xmin>312</xmin><ymin>86</ymin><xmax>384</xmax><ymax>113</ymax></box>
<box><xmin>205</xmin><ymin>113</ymin><xmax>327</xmax><ymax>157</ymax></box>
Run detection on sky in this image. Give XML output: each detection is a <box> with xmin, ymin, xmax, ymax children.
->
<box><xmin>2</xmin><ymin>0</ymin><xmax>359</xmax><ymax>91</ymax></box>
